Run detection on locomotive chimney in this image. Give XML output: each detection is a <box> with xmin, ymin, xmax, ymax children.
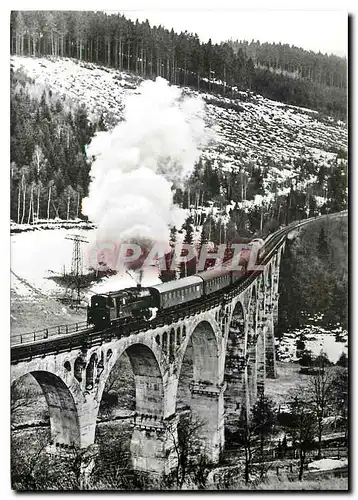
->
<box><xmin>137</xmin><ymin>269</ymin><xmax>143</xmax><ymax>289</ymax></box>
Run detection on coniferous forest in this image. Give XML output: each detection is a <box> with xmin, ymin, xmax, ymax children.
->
<box><xmin>10</xmin><ymin>63</ymin><xmax>348</xmax><ymax>230</ymax></box>
<box><xmin>10</xmin><ymin>67</ymin><xmax>105</xmax><ymax>222</ymax></box>
<box><xmin>10</xmin><ymin>11</ymin><xmax>348</xmax><ymax>227</ymax></box>
<box><xmin>10</xmin><ymin>11</ymin><xmax>347</xmax><ymax>119</ymax></box>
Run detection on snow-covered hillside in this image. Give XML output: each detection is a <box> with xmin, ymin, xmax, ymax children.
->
<box><xmin>10</xmin><ymin>56</ymin><xmax>348</xmax><ymax>344</ymax></box>
<box><xmin>11</xmin><ymin>56</ymin><xmax>347</xmax><ymax>208</ymax></box>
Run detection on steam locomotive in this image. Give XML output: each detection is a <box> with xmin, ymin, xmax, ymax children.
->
<box><xmin>87</xmin><ymin>238</ymin><xmax>265</xmax><ymax>330</ymax></box>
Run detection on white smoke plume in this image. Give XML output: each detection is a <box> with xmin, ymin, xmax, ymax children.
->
<box><xmin>83</xmin><ymin>77</ymin><xmax>209</xmax><ymax>270</ymax></box>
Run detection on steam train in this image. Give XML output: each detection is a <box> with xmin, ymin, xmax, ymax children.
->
<box><xmin>87</xmin><ymin>238</ymin><xmax>265</xmax><ymax>330</ymax></box>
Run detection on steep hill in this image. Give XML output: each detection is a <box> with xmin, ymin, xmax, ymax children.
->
<box><xmin>11</xmin><ymin>55</ymin><xmax>348</xmax><ymax>229</ymax></box>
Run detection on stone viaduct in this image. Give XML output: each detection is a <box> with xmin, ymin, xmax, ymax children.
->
<box><xmin>11</xmin><ymin>223</ymin><xmax>301</xmax><ymax>480</ymax></box>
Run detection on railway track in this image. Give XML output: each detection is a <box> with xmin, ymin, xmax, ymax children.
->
<box><xmin>11</xmin><ymin>213</ymin><xmax>346</xmax><ymax>363</ymax></box>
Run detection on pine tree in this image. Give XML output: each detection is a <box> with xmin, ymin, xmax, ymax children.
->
<box><xmin>251</xmin><ymin>395</ymin><xmax>276</xmax><ymax>478</ymax></box>
<box><xmin>183</xmin><ymin>217</ymin><xmax>194</xmax><ymax>245</ymax></box>
<box><xmin>284</xmin><ymin>395</ymin><xmax>316</xmax><ymax>480</ymax></box>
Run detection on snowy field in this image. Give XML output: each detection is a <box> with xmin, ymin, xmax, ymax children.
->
<box><xmin>308</xmin><ymin>458</ymin><xmax>348</xmax><ymax>471</ymax></box>
<box><xmin>276</xmin><ymin>326</ymin><xmax>348</xmax><ymax>364</ymax></box>
<box><xmin>11</xmin><ymin>227</ymin><xmax>161</xmax><ymax>302</ymax></box>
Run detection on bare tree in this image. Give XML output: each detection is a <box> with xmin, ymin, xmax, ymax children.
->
<box><xmin>11</xmin><ymin>431</ymin><xmax>84</xmax><ymax>490</ymax></box>
<box><xmin>330</xmin><ymin>367</ymin><xmax>348</xmax><ymax>442</ymax></box>
<box><xmin>167</xmin><ymin>411</ymin><xmax>210</xmax><ymax>489</ymax></box>
<box><xmin>284</xmin><ymin>395</ymin><xmax>316</xmax><ymax>481</ymax></box>
<box><xmin>307</xmin><ymin>357</ymin><xmax>335</xmax><ymax>459</ymax></box>
<box><xmin>11</xmin><ymin>377</ymin><xmax>48</xmax><ymax>425</ymax></box>
<box><xmin>91</xmin><ymin>427</ymin><xmax>135</xmax><ymax>490</ymax></box>
<box><xmin>234</xmin><ymin>395</ymin><xmax>277</xmax><ymax>484</ymax></box>
<box><xmin>251</xmin><ymin>395</ymin><xmax>277</xmax><ymax>478</ymax></box>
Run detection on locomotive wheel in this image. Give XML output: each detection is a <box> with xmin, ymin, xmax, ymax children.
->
<box><xmin>142</xmin><ymin>309</ymin><xmax>151</xmax><ymax>321</ymax></box>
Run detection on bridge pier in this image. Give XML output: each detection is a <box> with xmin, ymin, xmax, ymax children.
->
<box><xmin>189</xmin><ymin>382</ymin><xmax>225</xmax><ymax>462</ymax></box>
<box><xmin>76</xmin><ymin>399</ymin><xmax>100</xmax><ymax>449</ymax></box>
<box><xmin>256</xmin><ymin>330</ymin><xmax>266</xmax><ymax>396</ymax></box>
<box><xmin>130</xmin><ymin>414</ymin><xmax>178</xmax><ymax>474</ymax></box>
<box><xmin>224</xmin><ymin>357</ymin><xmax>246</xmax><ymax>433</ymax></box>
<box><xmin>247</xmin><ymin>336</ymin><xmax>258</xmax><ymax>406</ymax></box>
<box><xmin>265</xmin><ymin>316</ymin><xmax>277</xmax><ymax>379</ymax></box>
<box><xmin>46</xmin><ymin>443</ymin><xmax>98</xmax><ymax>489</ymax></box>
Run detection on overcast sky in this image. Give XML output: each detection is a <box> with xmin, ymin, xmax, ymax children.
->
<box><xmin>114</xmin><ymin>9</ymin><xmax>347</xmax><ymax>57</ymax></box>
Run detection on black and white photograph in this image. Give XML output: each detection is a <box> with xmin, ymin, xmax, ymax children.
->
<box><xmin>9</xmin><ymin>4</ymin><xmax>349</xmax><ymax>491</ymax></box>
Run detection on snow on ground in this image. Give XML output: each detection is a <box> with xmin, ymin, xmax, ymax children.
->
<box><xmin>276</xmin><ymin>325</ymin><xmax>348</xmax><ymax>364</ymax></box>
<box><xmin>11</xmin><ymin>228</ymin><xmax>162</xmax><ymax>302</ymax></box>
<box><xmin>308</xmin><ymin>458</ymin><xmax>348</xmax><ymax>471</ymax></box>
<box><xmin>11</xmin><ymin>227</ymin><xmax>91</xmax><ymax>297</ymax></box>
<box><xmin>11</xmin><ymin>218</ymin><xmax>95</xmax><ymax>233</ymax></box>
<box><xmin>11</xmin><ymin>55</ymin><xmax>347</xmax><ymax>214</ymax></box>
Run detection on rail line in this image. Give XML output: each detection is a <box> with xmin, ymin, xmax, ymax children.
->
<box><xmin>11</xmin><ymin>213</ymin><xmax>346</xmax><ymax>363</ymax></box>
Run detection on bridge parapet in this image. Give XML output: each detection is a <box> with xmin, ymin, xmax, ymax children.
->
<box><xmin>14</xmin><ymin>215</ymin><xmax>326</xmax><ymax>481</ymax></box>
